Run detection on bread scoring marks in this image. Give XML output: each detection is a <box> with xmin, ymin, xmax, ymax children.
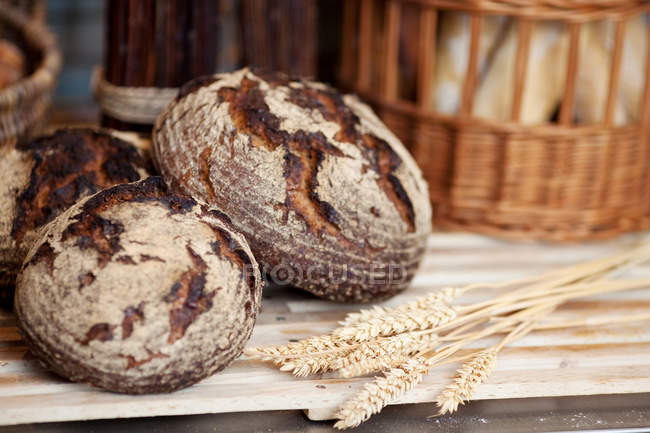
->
<box><xmin>164</xmin><ymin>245</ymin><xmax>216</xmax><ymax>344</ymax></box>
<box><xmin>61</xmin><ymin>212</ymin><xmax>124</xmax><ymax>269</ymax></box>
<box><xmin>287</xmin><ymin>84</ymin><xmax>416</xmax><ymax>233</ymax></box>
<box><xmin>140</xmin><ymin>254</ymin><xmax>166</xmax><ymax>263</ymax></box>
<box><xmin>217</xmin><ymin>74</ymin><xmax>416</xmax><ymax>236</ymax></box>
<box><xmin>26</xmin><ymin>241</ymin><xmax>58</xmax><ymax>274</ymax></box>
<box><xmin>121</xmin><ymin>349</ymin><xmax>169</xmax><ymax>370</ymax></box>
<box><xmin>81</xmin><ymin>323</ymin><xmax>115</xmax><ymax>345</ymax></box>
<box><xmin>217</xmin><ymin>78</ymin><xmax>374</xmax><ymax>250</ymax></box>
<box><xmin>11</xmin><ymin>129</ymin><xmax>149</xmax><ymax>244</ymax></box>
<box><xmin>78</xmin><ymin>271</ymin><xmax>95</xmax><ymax>291</ymax></box>
<box><xmin>121</xmin><ymin>301</ymin><xmax>146</xmax><ymax>339</ymax></box>
<box><xmin>199</xmin><ymin>147</ymin><xmax>218</xmax><ymax>202</ymax></box>
<box><xmin>115</xmin><ymin>255</ymin><xmax>137</xmax><ymax>265</ymax></box>
<box><xmin>361</xmin><ymin>134</ymin><xmax>416</xmax><ymax>233</ymax></box>
<box><xmin>200</xmin><ymin>206</ymin><xmax>259</xmax><ymax>315</ymax></box>
<box><xmin>207</xmin><ymin>220</ymin><xmax>257</xmax><ymax>302</ymax></box>
<box><xmin>61</xmin><ymin>177</ymin><xmax>196</xmax><ymax>268</ymax></box>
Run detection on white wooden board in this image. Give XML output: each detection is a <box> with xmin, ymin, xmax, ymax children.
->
<box><xmin>2</xmin><ymin>232</ymin><xmax>650</xmax><ymax>425</ymax></box>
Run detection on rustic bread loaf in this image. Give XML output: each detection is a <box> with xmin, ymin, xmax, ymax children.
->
<box><xmin>15</xmin><ymin>177</ymin><xmax>262</xmax><ymax>394</ymax></box>
<box><xmin>153</xmin><ymin>68</ymin><xmax>431</xmax><ymax>303</ymax></box>
<box><xmin>0</xmin><ymin>128</ymin><xmax>152</xmax><ymax>306</ymax></box>
<box><xmin>0</xmin><ymin>39</ymin><xmax>25</xmax><ymax>89</ymax></box>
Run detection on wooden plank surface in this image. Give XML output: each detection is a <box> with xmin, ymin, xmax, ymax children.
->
<box><xmin>2</xmin><ymin>232</ymin><xmax>650</xmax><ymax>425</ymax></box>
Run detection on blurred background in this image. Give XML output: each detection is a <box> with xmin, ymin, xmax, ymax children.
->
<box><xmin>48</xmin><ymin>0</ymin><xmax>103</xmax><ymax>108</ymax></box>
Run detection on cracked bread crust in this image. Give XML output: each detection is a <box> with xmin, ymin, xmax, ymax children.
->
<box><xmin>14</xmin><ymin>177</ymin><xmax>262</xmax><ymax>394</ymax></box>
<box><xmin>0</xmin><ymin>128</ymin><xmax>152</xmax><ymax>306</ymax></box>
<box><xmin>153</xmin><ymin>68</ymin><xmax>432</xmax><ymax>303</ymax></box>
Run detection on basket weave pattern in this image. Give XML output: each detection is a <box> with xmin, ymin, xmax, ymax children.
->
<box><xmin>340</xmin><ymin>0</ymin><xmax>650</xmax><ymax>241</ymax></box>
<box><xmin>0</xmin><ymin>6</ymin><xmax>60</xmax><ymax>146</ymax></box>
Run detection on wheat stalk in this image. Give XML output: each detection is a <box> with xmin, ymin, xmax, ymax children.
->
<box><xmin>336</xmin><ymin>333</ymin><xmax>439</xmax><ymax>377</ymax></box>
<box><xmin>278</xmin><ymin>355</ymin><xmax>334</xmax><ymax>377</ymax></box>
<box><xmin>333</xmin><ymin>302</ymin><xmax>457</xmax><ymax>342</ymax></box>
<box><xmin>338</xmin><ymin>354</ymin><xmax>413</xmax><ymax>378</ymax></box>
<box><xmin>339</xmin><ymin>287</ymin><xmax>458</xmax><ymax>327</ymax></box>
<box><xmin>435</xmin><ymin>348</ymin><xmax>497</xmax><ymax>416</ymax></box>
<box><xmin>434</xmin><ymin>320</ymin><xmax>538</xmax><ymax>416</ymax></box>
<box><xmin>472</xmin><ymin>311</ymin><xmax>650</xmax><ymax>338</ymax></box>
<box><xmin>333</xmin><ymin>357</ymin><xmax>432</xmax><ymax>429</ymax></box>
<box><xmin>245</xmin><ymin>240</ymin><xmax>650</xmax><ymax>429</ymax></box>
<box><xmin>245</xmin><ymin>334</ymin><xmax>350</xmax><ymax>360</ymax></box>
<box><xmin>276</xmin><ymin>332</ymin><xmax>439</xmax><ymax>377</ymax></box>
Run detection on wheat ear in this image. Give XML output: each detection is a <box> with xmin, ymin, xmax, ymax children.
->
<box><xmin>435</xmin><ymin>348</ymin><xmax>497</xmax><ymax>416</ymax></box>
<box><xmin>434</xmin><ymin>320</ymin><xmax>537</xmax><ymax>416</ymax></box>
<box><xmin>333</xmin><ymin>302</ymin><xmax>457</xmax><ymax>342</ymax></box>
<box><xmin>336</xmin><ymin>333</ymin><xmax>439</xmax><ymax>377</ymax></box>
<box><xmin>338</xmin><ymin>354</ymin><xmax>412</xmax><ymax>378</ymax></box>
<box><xmin>334</xmin><ymin>357</ymin><xmax>431</xmax><ymax>429</ymax></box>
<box><xmin>278</xmin><ymin>332</ymin><xmax>439</xmax><ymax>377</ymax></box>
<box><xmin>339</xmin><ymin>287</ymin><xmax>458</xmax><ymax>327</ymax></box>
<box><xmin>245</xmin><ymin>334</ymin><xmax>351</xmax><ymax>360</ymax></box>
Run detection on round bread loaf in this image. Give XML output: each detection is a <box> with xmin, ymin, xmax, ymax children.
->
<box><xmin>15</xmin><ymin>177</ymin><xmax>262</xmax><ymax>394</ymax></box>
<box><xmin>0</xmin><ymin>39</ymin><xmax>25</xmax><ymax>89</ymax></box>
<box><xmin>153</xmin><ymin>68</ymin><xmax>431</xmax><ymax>303</ymax></box>
<box><xmin>0</xmin><ymin>128</ymin><xmax>152</xmax><ymax>305</ymax></box>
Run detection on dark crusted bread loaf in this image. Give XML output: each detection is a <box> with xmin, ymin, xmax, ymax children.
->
<box><xmin>0</xmin><ymin>128</ymin><xmax>152</xmax><ymax>306</ymax></box>
<box><xmin>15</xmin><ymin>177</ymin><xmax>262</xmax><ymax>394</ymax></box>
<box><xmin>153</xmin><ymin>68</ymin><xmax>431</xmax><ymax>303</ymax></box>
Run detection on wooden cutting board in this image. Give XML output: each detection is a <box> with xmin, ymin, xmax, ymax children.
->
<box><xmin>2</xmin><ymin>232</ymin><xmax>650</xmax><ymax>426</ymax></box>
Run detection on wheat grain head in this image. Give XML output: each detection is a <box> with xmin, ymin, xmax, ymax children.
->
<box><xmin>339</xmin><ymin>287</ymin><xmax>458</xmax><ymax>327</ymax></box>
<box><xmin>435</xmin><ymin>348</ymin><xmax>497</xmax><ymax>416</ymax></box>
<box><xmin>334</xmin><ymin>357</ymin><xmax>431</xmax><ymax>429</ymax></box>
<box><xmin>333</xmin><ymin>302</ymin><xmax>457</xmax><ymax>342</ymax></box>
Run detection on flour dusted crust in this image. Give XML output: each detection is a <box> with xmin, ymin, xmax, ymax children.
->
<box><xmin>0</xmin><ymin>128</ymin><xmax>152</xmax><ymax>305</ymax></box>
<box><xmin>153</xmin><ymin>68</ymin><xmax>432</xmax><ymax>302</ymax></box>
<box><xmin>15</xmin><ymin>177</ymin><xmax>262</xmax><ymax>394</ymax></box>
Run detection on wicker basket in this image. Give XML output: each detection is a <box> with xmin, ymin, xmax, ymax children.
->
<box><xmin>340</xmin><ymin>0</ymin><xmax>650</xmax><ymax>241</ymax></box>
<box><xmin>0</xmin><ymin>6</ymin><xmax>60</xmax><ymax>146</ymax></box>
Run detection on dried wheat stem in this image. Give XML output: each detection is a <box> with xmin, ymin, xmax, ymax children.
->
<box><xmin>428</xmin><ymin>302</ymin><xmax>555</xmax><ymax>360</ymax></box>
<box><xmin>434</xmin><ymin>278</ymin><xmax>650</xmax><ymax>339</ymax></box>
<box><xmin>456</xmin><ymin>264</ymin><xmax>638</xmax><ymax>316</ymax></box>
<box><xmin>457</xmin><ymin>242</ymin><xmax>650</xmax><ymax>315</ymax></box>
<box><xmin>489</xmin><ymin>279</ymin><xmax>650</xmax><ymax>317</ymax></box>
<box><xmin>334</xmin><ymin>357</ymin><xmax>432</xmax><ymax>429</ymax></box>
<box><xmin>439</xmin><ymin>316</ymin><xmax>490</xmax><ymax>341</ymax></box>
<box><xmin>491</xmin><ymin>311</ymin><xmax>650</xmax><ymax>334</ymax></box>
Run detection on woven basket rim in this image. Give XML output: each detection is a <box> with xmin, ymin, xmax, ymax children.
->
<box><xmin>396</xmin><ymin>0</ymin><xmax>650</xmax><ymax>21</ymax></box>
<box><xmin>0</xmin><ymin>5</ymin><xmax>61</xmax><ymax>110</ymax></box>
